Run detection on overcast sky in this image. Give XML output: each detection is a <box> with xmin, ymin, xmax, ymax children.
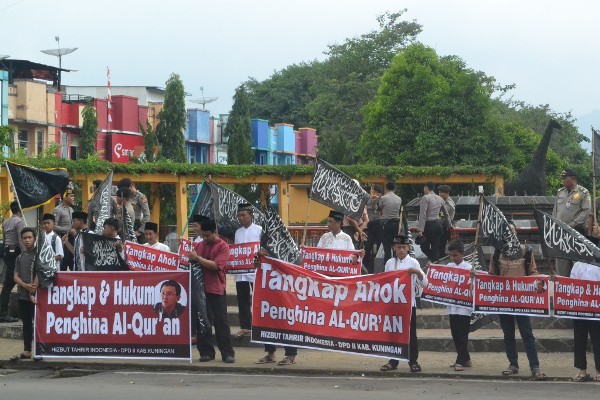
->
<box><xmin>2</xmin><ymin>0</ymin><xmax>599</xmax><ymax>132</ymax></box>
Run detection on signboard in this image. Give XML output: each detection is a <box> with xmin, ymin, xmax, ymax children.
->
<box><xmin>107</xmin><ymin>133</ymin><xmax>144</xmax><ymax>163</ymax></box>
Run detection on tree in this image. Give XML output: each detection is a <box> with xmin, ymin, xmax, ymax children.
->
<box><xmin>0</xmin><ymin>125</ymin><xmax>15</xmax><ymax>153</ymax></box>
<box><xmin>80</xmin><ymin>101</ymin><xmax>98</xmax><ymax>159</ymax></box>
<box><xmin>156</xmin><ymin>73</ymin><xmax>186</xmax><ymax>162</ymax></box>
<box><xmin>139</xmin><ymin>121</ymin><xmax>157</xmax><ymax>162</ymax></box>
<box><xmin>226</xmin><ymin>85</ymin><xmax>254</xmax><ymax>165</ymax></box>
<box><xmin>359</xmin><ymin>43</ymin><xmax>511</xmax><ymax>166</ymax></box>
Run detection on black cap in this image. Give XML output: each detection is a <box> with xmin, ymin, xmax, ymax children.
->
<box><xmin>118</xmin><ymin>178</ymin><xmax>132</xmax><ymax>188</ymax></box>
<box><xmin>72</xmin><ymin>211</ymin><xmax>88</xmax><ymax>221</ymax></box>
<box><xmin>561</xmin><ymin>168</ymin><xmax>577</xmax><ymax>178</ymax></box>
<box><xmin>144</xmin><ymin>222</ymin><xmax>158</xmax><ymax>232</ymax></box>
<box><xmin>191</xmin><ymin>215</ymin><xmax>209</xmax><ymax>224</ymax></box>
<box><xmin>438</xmin><ymin>184</ymin><xmax>451</xmax><ymax>193</ymax></box>
<box><xmin>372</xmin><ymin>185</ymin><xmax>383</xmax><ymax>194</ymax></box>
<box><xmin>42</xmin><ymin>213</ymin><xmax>55</xmax><ymax>221</ymax></box>
<box><xmin>116</xmin><ymin>187</ymin><xmax>131</xmax><ymax>199</ymax></box>
<box><xmin>237</xmin><ymin>202</ymin><xmax>253</xmax><ymax>213</ymax></box>
<box><xmin>328</xmin><ymin>210</ymin><xmax>344</xmax><ymax>222</ymax></box>
<box><xmin>393</xmin><ymin>235</ymin><xmax>410</xmax><ymax>245</ymax></box>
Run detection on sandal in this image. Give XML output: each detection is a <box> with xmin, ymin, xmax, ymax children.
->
<box><xmin>409</xmin><ymin>363</ymin><xmax>422</xmax><ymax>373</ymax></box>
<box><xmin>380</xmin><ymin>363</ymin><xmax>397</xmax><ymax>372</ymax></box>
<box><xmin>454</xmin><ymin>363</ymin><xmax>464</xmax><ymax>371</ymax></box>
<box><xmin>255</xmin><ymin>355</ymin><xmax>276</xmax><ymax>364</ymax></box>
<box><xmin>9</xmin><ymin>353</ymin><xmax>32</xmax><ymax>361</ymax></box>
<box><xmin>233</xmin><ymin>329</ymin><xmax>251</xmax><ymax>339</ymax></box>
<box><xmin>531</xmin><ymin>368</ymin><xmax>546</xmax><ymax>381</ymax></box>
<box><xmin>277</xmin><ymin>356</ymin><xmax>295</xmax><ymax>366</ymax></box>
<box><xmin>594</xmin><ymin>374</ymin><xmax>600</xmax><ymax>382</ymax></box>
<box><xmin>572</xmin><ymin>373</ymin><xmax>590</xmax><ymax>382</ymax></box>
<box><xmin>502</xmin><ymin>365</ymin><xmax>519</xmax><ymax>376</ymax></box>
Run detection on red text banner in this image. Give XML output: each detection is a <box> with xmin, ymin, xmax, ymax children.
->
<box><xmin>35</xmin><ymin>271</ymin><xmax>191</xmax><ymax>360</ymax></box>
<box><xmin>301</xmin><ymin>246</ymin><xmax>363</xmax><ymax>277</ymax></box>
<box><xmin>421</xmin><ymin>264</ymin><xmax>473</xmax><ymax>309</ymax></box>
<box><xmin>252</xmin><ymin>256</ymin><xmax>412</xmax><ymax>360</ymax></box>
<box><xmin>125</xmin><ymin>241</ymin><xmax>179</xmax><ymax>272</ymax></box>
<box><xmin>553</xmin><ymin>276</ymin><xmax>600</xmax><ymax>320</ymax></box>
<box><xmin>226</xmin><ymin>242</ymin><xmax>260</xmax><ymax>275</ymax></box>
<box><xmin>473</xmin><ymin>274</ymin><xmax>550</xmax><ymax>317</ymax></box>
<box><xmin>178</xmin><ymin>238</ymin><xmax>193</xmax><ymax>270</ymax></box>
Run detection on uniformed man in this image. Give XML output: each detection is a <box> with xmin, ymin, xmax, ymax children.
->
<box><xmin>115</xmin><ymin>187</ymin><xmax>135</xmax><ymax>239</ymax></box>
<box><xmin>553</xmin><ymin>168</ymin><xmax>591</xmax><ymax>276</ymax></box>
<box><xmin>438</xmin><ymin>185</ymin><xmax>455</xmax><ymax>258</ymax></box>
<box><xmin>364</xmin><ymin>185</ymin><xmax>383</xmax><ymax>274</ymax></box>
<box><xmin>416</xmin><ymin>182</ymin><xmax>446</xmax><ymax>262</ymax></box>
<box><xmin>118</xmin><ymin>178</ymin><xmax>151</xmax><ymax>239</ymax></box>
<box><xmin>378</xmin><ymin>182</ymin><xmax>402</xmax><ymax>261</ymax></box>
<box><xmin>87</xmin><ymin>179</ymin><xmax>117</xmax><ymax>232</ymax></box>
<box><xmin>54</xmin><ymin>188</ymin><xmax>75</xmax><ymax>271</ymax></box>
<box><xmin>0</xmin><ymin>201</ymin><xmax>25</xmax><ymax>322</ymax></box>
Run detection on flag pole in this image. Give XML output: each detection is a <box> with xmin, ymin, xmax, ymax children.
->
<box><xmin>4</xmin><ymin>161</ymin><xmax>28</xmax><ymax>226</ymax></box>
<box><xmin>471</xmin><ymin>190</ymin><xmax>485</xmax><ymax>270</ymax></box>
<box><xmin>592</xmin><ymin>128</ymin><xmax>597</xmax><ymax>232</ymax></box>
<box><xmin>302</xmin><ymin>196</ymin><xmax>312</xmax><ymax>247</ymax></box>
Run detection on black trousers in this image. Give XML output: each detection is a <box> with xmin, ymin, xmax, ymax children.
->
<box><xmin>449</xmin><ymin>314</ymin><xmax>471</xmax><ymax>365</ymax></box>
<box><xmin>0</xmin><ymin>250</ymin><xmax>19</xmax><ymax>315</ymax></box>
<box><xmin>60</xmin><ymin>236</ymin><xmax>74</xmax><ymax>271</ymax></box>
<box><xmin>389</xmin><ymin>307</ymin><xmax>418</xmax><ymax>367</ymax></box>
<box><xmin>19</xmin><ymin>299</ymin><xmax>35</xmax><ymax>352</ymax></box>
<box><xmin>197</xmin><ymin>293</ymin><xmax>235</xmax><ymax>360</ymax></box>
<box><xmin>421</xmin><ymin>220</ymin><xmax>444</xmax><ymax>262</ymax></box>
<box><xmin>381</xmin><ymin>219</ymin><xmax>400</xmax><ymax>262</ymax></box>
<box><xmin>236</xmin><ymin>281</ymin><xmax>253</xmax><ymax>330</ymax></box>
<box><xmin>264</xmin><ymin>344</ymin><xmax>297</xmax><ymax>356</ymax></box>
<box><xmin>364</xmin><ymin>221</ymin><xmax>382</xmax><ymax>274</ymax></box>
<box><xmin>573</xmin><ymin>318</ymin><xmax>600</xmax><ymax>371</ymax></box>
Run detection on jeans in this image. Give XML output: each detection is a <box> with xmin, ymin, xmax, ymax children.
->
<box><xmin>499</xmin><ymin>314</ymin><xmax>540</xmax><ymax>370</ymax></box>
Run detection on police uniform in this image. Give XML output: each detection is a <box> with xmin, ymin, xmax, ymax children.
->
<box><xmin>0</xmin><ymin>205</ymin><xmax>25</xmax><ymax>322</ymax></box>
<box><xmin>54</xmin><ymin>198</ymin><xmax>74</xmax><ymax>271</ymax></box>
<box><xmin>130</xmin><ymin>191</ymin><xmax>151</xmax><ymax>233</ymax></box>
<box><xmin>553</xmin><ymin>174</ymin><xmax>591</xmax><ymax>276</ymax></box>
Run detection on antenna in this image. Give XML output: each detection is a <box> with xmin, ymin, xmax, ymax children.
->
<box><xmin>41</xmin><ymin>36</ymin><xmax>78</xmax><ymax>89</ymax></box>
<box><xmin>190</xmin><ymin>86</ymin><xmax>218</xmax><ymax>110</ymax></box>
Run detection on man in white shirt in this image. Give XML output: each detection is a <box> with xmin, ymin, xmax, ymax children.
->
<box><xmin>233</xmin><ymin>203</ymin><xmax>262</xmax><ymax>339</ymax></box>
<box><xmin>317</xmin><ymin>210</ymin><xmax>355</xmax><ymax>250</ymax></box>
<box><xmin>41</xmin><ymin>213</ymin><xmax>64</xmax><ymax>270</ymax></box>
<box><xmin>62</xmin><ymin>211</ymin><xmax>88</xmax><ymax>272</ymax></box>
<box><xmin>143</xmin><ymin>222</ymin><xmax>170</xmax><ymax>252</ymax></box>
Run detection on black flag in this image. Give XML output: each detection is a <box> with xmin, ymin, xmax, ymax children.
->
<box><xmin>480</xmin><ymin>196</ymin><xmax>521</xmax><ymax>258</ymax></box>
<box><xmin>202</xmin><ymin>181</ymin><xmax>264</xmax><ymax>241</ymax></box>
<box><xmin>82</xmin><ymin>232</ymin><xmax>125</xmax><ymax>271</ymax></box>
<box><xmin>123</xmin><ymin>208</ymin><xmax>137</xmax><ymax>243</ymax></box>
<box><xmin>89</xmin><ymin>171</ymin><xmax>114</xmax><ymax>235</ymax></box>
<box><xmin>261</xmin><ymin>202</ymin><xmax>301</xmax><ymax>265</ymax></box>
<box><xmin>593</xmin><ymin>128</ymin><xmax>600</xmax><ymax>178</ymax></box>
<box><xmin>534</xmin><ymin>209</ymin><xmax>600</xmax><ymax>266</ymax></box>
<box><xmin>6</xmin><ymin>161</ymin><xmax>70</xmax><ymax>209</ymax></box>
<box><xmin>35</xmin><ymin>229</ymin><xmax>58</xmax><ymax>288</ymax></box>
<box><xmin>310</xmin><ymin>158</ymin><xmax>369</xmax><ymax>220</ymax></box>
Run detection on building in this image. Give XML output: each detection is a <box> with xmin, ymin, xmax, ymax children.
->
<box><xmin>250</xmin><ymin>118</ymin><xmax>317</xmax><ymax>166</ymax></box>
<box><xmin>185</xmin><ymin>108</ymin><xmax>212</xmax><ymax>164</ymax></box>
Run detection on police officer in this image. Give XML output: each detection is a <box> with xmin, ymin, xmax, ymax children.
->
<box><xmin>118</xmin><ymin>178</ymin><xmax>150</xmax><ymax>240</ymax></box>
<box><xmin>553</xmin><ymin>168</ymin><xmax>591</xmax><ymax>276</ymax></box>
<box><xmin>438</xmin><ymin>185</ymin><xmax>455</xmax><ymax>257</ymax></box>
<box><xmin>54</xmin><ymin>188</ymin><xmax>75</xmax><ymax>271</ymax></box>
<box><xmin>0</xmin><ymin>201</ymin><xmax>25</xmax><ymax>322</ymax></box>
<box><xmin>378</xmin><ymin>182</ymin><xmax>402</xmax><ymax>262</ymax></box>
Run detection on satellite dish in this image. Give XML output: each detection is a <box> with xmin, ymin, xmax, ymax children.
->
<box><xmin>190</xmin><ymin>86</ymin><xmax>218</xmax><ymax>110</ymax></box>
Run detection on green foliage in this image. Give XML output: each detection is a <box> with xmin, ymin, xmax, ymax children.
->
<box><xmin>156</xmin><ymin>73</ymin><xmax>186</xmax><ymax>163</ymax></box>
<box><xmin>139</xmin><ymin>120</ymin><xmax>157</xmax><ymax>162</ymax></box>
<box><xmin>0</xmin><ymin>125</ymin><xmax>14</xmax><ymax>152</ymax></box>
<box><xmin>246</xmin><ymin>10</ymin><xmax>422</xmax><ymax>164</ymax></box>
<box><xmin>226</xmin><ymin>85</ymin><xmax>254</xmax><ymax>165</ymax></box>
<box><xmin>80</xmin><ymin>101</ymin><xmax>98</xmax><ymax>159</ymax></box>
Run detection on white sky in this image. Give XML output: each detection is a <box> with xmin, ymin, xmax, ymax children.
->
<box><xmin>2</xmin><ymin>0</ymin><xmax>599</xmax><ymax>127</ymax></box>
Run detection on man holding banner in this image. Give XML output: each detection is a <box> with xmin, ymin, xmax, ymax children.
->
<box><xmin>143</xmin><ymin>222</ymin><xmax>170</xmax><ymax>252</ymax></box>
<box><xmin>233</xmin><ymin>203</ymin><xmax>262</xmax><ymax>339</ymax></box>
<box><xmin>488</xmin><ymin>220</ymin><xmax>546</xmax><ymax>380</ymax></box>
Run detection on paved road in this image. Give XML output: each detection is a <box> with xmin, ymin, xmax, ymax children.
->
<box><xmin>1</xmin><ymin>370</ymin><xmax>597</xmax><ymax>399</ymax></box>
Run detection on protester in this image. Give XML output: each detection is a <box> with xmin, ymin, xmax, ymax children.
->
<box><xmin>99</xmin><ymin>217</ymin><xmax>128</xmax><ymax>271</ymax></box>
<box><xmin>569</xmin><ymin>261</ymin><xmax>600</xmax><ymax>382</ymax></box>
<box><xmin>87</xmin><ymin>179</ymin><xmax>117</xmax><ymax>232</ymax></box>
<box><xmin>488</xmin><ymin>220</ymin><xmax>546</xmax><ymax>380</ymax></box>
<box><xmin>552</xmin><ymin>168</ymin><xmax>591</xmax><ymax>276</ymax></box>
<box><xmin>445</xmin><ymin>240</ymin><xmax>472</xmax><ymax>371</ymax></box>
<box><xmin>380</xmin><ymin>234</ymin><xmax>427</xmax><ymax>373</ymax></box>
<box><xmin>378</xmin><ymin>182</ymin><xmax>402</xmax><ymax>261</ymax></box>
<box><xmin>416</xmin><ymin>182</ymin><xmax>446</xmax><ymax>262</ymax></box>
<box><xmin>0</xmin><ymin>201</ymin><xmax>24</xmax><ymax>323</ymax></box>
<box><xmin>62</xmin><ymin>212</ymin><xmax>89</xmax><ymax>271</ymax></box>
<box><xmin>143</xmin><ymin>222</ymin><xmax>170</xmax><ymax>252</ymax></box>
<box><xmin>115</xmin><ymin>187</ymin><xmax>135</xmax><ymax>239</ymax></box>
<box><xmin>364</xmin><ymin>185</ymin><xmax>383</xmax><ymax>273</ymax></box>
<box><xmin>41</xmin><ymin>213</ymin><xmax>64</xmax><ymax>270</ymax></box>
<box><xmin>233</xmin><ymin>203</ymin><xmax>262</xmax><ymax>339</ymax></box>
<box><xmin>191</xmin><ymin>214</ymin><xmax>209</xmax><ymax>243</ymax></box>
<box><xmin>54</xmin><ymin>188</ymin><xmax>75</xmax><ymax>271</ymax></box>
<box><xmin>188</xmin><ymin>219</ymin><xmax>235</xmax><ymax>363</ymax></box>
<box><xmin>154</xmin><ymin>280</ymin><xmax>186</xmax><ymax>319</ymax></box>
<box><xmin>10</xmin><ymin>227</ymin><xmax>38</xmax><ymax>360</ymax></box>
<box><xmin>317</xmin><ymin>210</ymin><xmax>355</xmax><ymax>250</ymax></box>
